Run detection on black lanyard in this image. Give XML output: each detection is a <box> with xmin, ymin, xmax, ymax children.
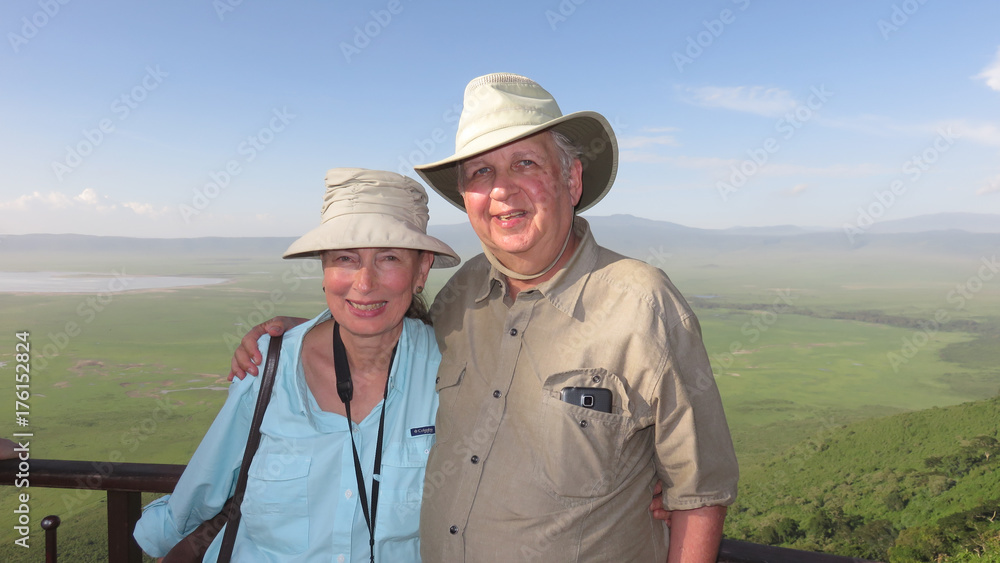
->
<box><xmin>333</xmin><ymin>322</ymin><xmax>396</xmax><ymax>563</ymax></box>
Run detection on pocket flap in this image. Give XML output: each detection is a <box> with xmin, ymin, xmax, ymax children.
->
<box><xmin>435</xmin><ymin>360</ymin><xmax>466</xmax><ymax>392</ymax></box>
<box><xmin>248</xmin><ymin>454</ymin><xmax>311</xmax><ymax>481</ymax></box>
<box><xmin>382</xmin><ymin>435</ymin><xmax>434</xmax><ymax>468</ymax></box>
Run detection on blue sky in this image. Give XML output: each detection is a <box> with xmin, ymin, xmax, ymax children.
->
<box><xmin>2</xmin><ymin>0</ymin><xmax>998</xmax><ymax>237</ymax></box>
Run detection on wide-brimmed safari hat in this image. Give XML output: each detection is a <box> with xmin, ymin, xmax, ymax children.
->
<box><xmin>283</xmin><ymin>168</ymin><xmax>460</xmax><ymax>268</ymax></box>
<box><xmin>414</xmin><ymin>73</ymin><xmax>618</xmax><ymax>213</ymax></box>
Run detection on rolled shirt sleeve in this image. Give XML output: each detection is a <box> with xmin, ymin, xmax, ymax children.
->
<box><xmin>653</xmin><ymin>312</ymin><xmax>739</xmax><ymax>510</ymax></box>
<box><xmin>133</xmin><ymin>345</ymin><xmax>261</xmax><ymax>557</ymax></box>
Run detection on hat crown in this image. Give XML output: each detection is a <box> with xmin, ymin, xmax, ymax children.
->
<box><xmin>414</xmin><ymin>73</ymin><xmax>619</xmax><ymax>215</ymax></box>
<box><xmin>321</xmin><ymin>168</ymin><xmax>428</xmax><ymax>231</ymax></box>
<box><xmin>456</xmin><ymin>73</ymin><xmax>564</xmax><ymax>154</ymax></box>
<box><xmin>282</xmin><ymin>168</ymin><xmax>460</xmax><ymax>268</ymax></box>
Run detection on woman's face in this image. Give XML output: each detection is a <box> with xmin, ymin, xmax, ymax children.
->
<box><xmin>321</xmin><ymin>247</ymin><xmax>434</xmax><ymax>342</ymax></box>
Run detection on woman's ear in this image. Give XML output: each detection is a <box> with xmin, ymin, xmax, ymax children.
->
<box><xmin>416</xmin><ymin>251</ymin><xmax>435</xmax><ymax>290</ymax></box>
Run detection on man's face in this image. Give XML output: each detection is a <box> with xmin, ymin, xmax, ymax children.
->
<box><xmin>458</xmin><ymin>132</ymin><xmax>583</xmax><ymax>271</ymax></box>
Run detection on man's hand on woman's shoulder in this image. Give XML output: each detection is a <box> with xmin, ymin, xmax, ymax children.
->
<box><xmin>229</xmin><ymin>316</ymin><xmax>308</xmax><ymax>380</ymax></box>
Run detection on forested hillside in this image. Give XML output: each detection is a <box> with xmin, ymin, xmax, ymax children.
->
<box><xmin>727</xmin><ymin>396</ymin><xmax>1000</xmax><ymax>562</ymax></box>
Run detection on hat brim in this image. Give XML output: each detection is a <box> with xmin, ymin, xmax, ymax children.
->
<box><xmin>283</xmin><ymin>213</ymin><xmax>460</xmax><ymax>268</ymax></box>
<box><xmin>414</xmin><ymin>111</ymin><xmax>618</xmax><ymax>213</ymax></box>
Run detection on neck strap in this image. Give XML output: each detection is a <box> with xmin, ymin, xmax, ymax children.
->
<box><xmin>333</xmin><ymin>322</ymin><xmax>397</xmax><ymax>563</ymax></box>
<box><xmin>482</xmin><ymin>222</ymin><xmax>574</xmax><ymax>281</ymax></box>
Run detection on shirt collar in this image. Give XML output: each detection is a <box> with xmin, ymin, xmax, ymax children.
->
<box><xmin>292</xmin><ymin>310</ymin><xmax>331</xmax><ymax>420</ymax></box>
<box><xmin>291</xmin><ymin>311</ymin><xmax>409</xmax><ymax>428</ymax></box>
<box><xmin>476</xmin><ymin>216</ymin><xmax>598</xmax><ymax>320</ymax></box>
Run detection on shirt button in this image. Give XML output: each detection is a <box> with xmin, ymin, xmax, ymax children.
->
<box><xmin>509</xmin><ymin>328</ymin><xmax>518</xmax><ymax>336</ymax></box>
<box><xmin>435</xmin><ymin>376</ymin><xmax>440</xmax><ymax>383</ymax></box>
<box><xmin>471</xmin><ymin>455</ymin><xmax>479</xmax><ymax>464</ymax></box>
<box><xmin>450</xmin><ymin>525</ymin><xmax>459</xmax><ymax>534</ymax></box>
<box><xmin>579</xmin><ymin>420</ymin><xmax>589</xmax><ymax>428</ymax></box>
<box><xmin>338</xmin><ymin>555</ymin><xmax>345</xmax><ymax>563</ymax></box>
<box><xmin>592</xmin><ymin>374</ymin><xmax>602</xmax><ymax>383</ymax></box>
<box><xmin>345</xmin><ymin>489</ymin><xmax>353</xmax><ymax>499</ymax></box>
<box><xmin>493</xmin><ymin>390</ymin><xmax>501</xmax><ymax>398</ymax></box>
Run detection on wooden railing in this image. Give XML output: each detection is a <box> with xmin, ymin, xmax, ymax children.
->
<box><xmin>1</xmin><ymin>459</ymin><xmax>878</xmax><ymax>562</ymax></box>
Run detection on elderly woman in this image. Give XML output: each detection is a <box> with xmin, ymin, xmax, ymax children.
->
<box><xmin>134</xmin><ymin>168</ymin><xmax>459</xmax><ymax>562</ymax></box>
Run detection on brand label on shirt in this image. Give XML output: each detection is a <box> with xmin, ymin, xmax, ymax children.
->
<box><xmin>410</xmin><ymin>425</ymin><xmax>435</xmax><ymax>436</ymax></box>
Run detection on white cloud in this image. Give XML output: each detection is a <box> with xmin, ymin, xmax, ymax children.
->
<box><xmin>977</xmin><ymin>175</ymin><xmax>1000</xmax><ymax>196</ymax></box>
<box><xmin>73</xmin><ymin>188</ymin><xmax>119</xmax><ymax>211</ymax></box>
<box><xmin>817</xmin><ymin>115</ymin><xmax>1000</xmax><ymax>148</ymax></box>
<box><xmin>789</xmin><ymin>183</ymin><xmax>808</xmax><ymax>196</ymax></box>
<box><xmin>122</xmin><ymin>201</ymin><xmax>170</xmax><ymax>217</ymax></box>
<box><xmin>619</xmin><ymin>153</ymin><xmax>733</xmax><ymax>167</ymax></box>
<box><xmin>937</xmin><ymin>119</ymin><xmax>1000</xmax><ymax>147</ymax></box>
<box><xmin>678</xmin><ymin>85</ymin><xmax>797</xmax><ymax>117</ymax></box>
<box><xmin>618</xmin><ymin>134</ymin><xmax>680</xmax><ymax>150</ymax></box>
<box><xmin>0</xmin><ymin>188</ymin><xmax>175</xmax><ymax>215</ymax></box>
<box><xmin>0</xmin><ymin>191</ymin><xmax>72</xmax><ymax>210</ymax></box>
<box><xmin>622</xmin><ymin>151</ymin><xmax>886</xmax><ymax>180</ymax></box>
<box><xmin>974</xmin><ymin>47</ymin><xmax>1000</xmax><ymax>92</ymax></box>
<box><xmin>643</xmin><ymin>127</ymin><xmax>681</xmax><ymax>134</ymax></box>
<box><xmin>754</xmin><ymin>162</ymin><xmax>887</xmax><ymax>179</ymax></box>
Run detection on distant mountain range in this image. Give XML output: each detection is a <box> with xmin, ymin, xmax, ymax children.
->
<box><xmin>2</xmin><ymin>212</ymin><xmax>998</xmax><ymax>260</ymax></box>
<box><xmin>861</xmin><ymin>212</ymin><xmax>1000</xmax><ymax>234</ymax></box>
<box><xmin>721</xmin><ymin>212</ymin><xmax>1000</xmax><ymax>235</ymax></box>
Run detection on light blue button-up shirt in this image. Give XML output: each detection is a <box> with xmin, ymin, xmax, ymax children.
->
<box><xmin>134</xmin><ymin>311</ymin><xmax>439</xmax><ymax>562</ymax></box>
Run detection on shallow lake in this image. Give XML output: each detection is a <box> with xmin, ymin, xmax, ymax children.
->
<box><xmin>0</xmin><ymin>271</ymin><xmax>229</xmax><ymax>293</ymax></box>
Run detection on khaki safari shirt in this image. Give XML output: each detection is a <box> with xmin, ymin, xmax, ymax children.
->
<box><xmin>421</xmin><ymin>218</ymin><xmax>738</xmax><ymax>562</ymax></box>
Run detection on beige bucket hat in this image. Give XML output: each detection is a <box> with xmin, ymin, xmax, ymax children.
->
<box><xmin>283</xmin><ymin>168</ymin><xmax>460</xmax><ymax>268</ymax></box>
<box><xmin>414</xmin><ymin>73</ymin><xmax>618</xmax><ymax>213</ymax></box>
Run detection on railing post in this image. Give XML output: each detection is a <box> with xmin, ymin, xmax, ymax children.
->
<box><xmin>41</xmin><ymin>515</ymin><xmax>60</xmax><ymax>563</ymax></box>
<box><xmin>107</xmin><ymin>490</ymin><xmax>142</xmax><ymax>563</ymax></box>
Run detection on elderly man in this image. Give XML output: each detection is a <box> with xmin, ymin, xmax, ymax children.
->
<box><xmin>413</xmin><ymin>73</ymin><xmax>737</xmax><ymax>562</ymax></box>
<box><xmin>233</xmin><ymin>73</ymin><xmax>737</xmax><ymax>562</ymax></box>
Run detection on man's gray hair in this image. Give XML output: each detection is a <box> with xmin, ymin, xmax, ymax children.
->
<box><xmin>549</xmin><ymin>130</ymin><xmax>585</xmax><ymax>184</ymax></box>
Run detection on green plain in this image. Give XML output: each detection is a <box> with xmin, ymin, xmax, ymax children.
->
<box><xmin>0</xmin><ymin>236</ymin><xmax>997</xmax><ymax>560</ymax></box>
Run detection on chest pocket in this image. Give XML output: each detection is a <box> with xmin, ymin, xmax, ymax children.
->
<box><xmin>533</xmin><ymin>369</ymin><xmax>632</xmax><ymax>499</ymax></box>
<box><xmin>242</xmin><ymin>454</ymin><xmax>310</xmax><ymax>554</ymax></box>
<box><xmin>433</xmin><ymin>360</ymin><xmax>465</xmax><ymax>445</ymax></box>
<box><xmin>375</xmin><ymin>435</ymin><xmax>433</xmax><ymax>557</ymax></box>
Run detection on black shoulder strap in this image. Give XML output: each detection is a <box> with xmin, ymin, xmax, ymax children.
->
<box><xmin>217</xmin><ymin>334</ymin><xmax>283</xmax><ymax>563</ymax></box>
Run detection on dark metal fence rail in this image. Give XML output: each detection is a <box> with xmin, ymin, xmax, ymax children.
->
<box><xmin>1</xmin><ymin>458</ymin><xmax>876</xmax><ymax>563</ymax></box>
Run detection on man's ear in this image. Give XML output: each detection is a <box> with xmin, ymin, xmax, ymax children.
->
<box><xmin>568</xmin><ymin>158</ymin><xmax>584</xmax><ymax>207</ymax></box>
